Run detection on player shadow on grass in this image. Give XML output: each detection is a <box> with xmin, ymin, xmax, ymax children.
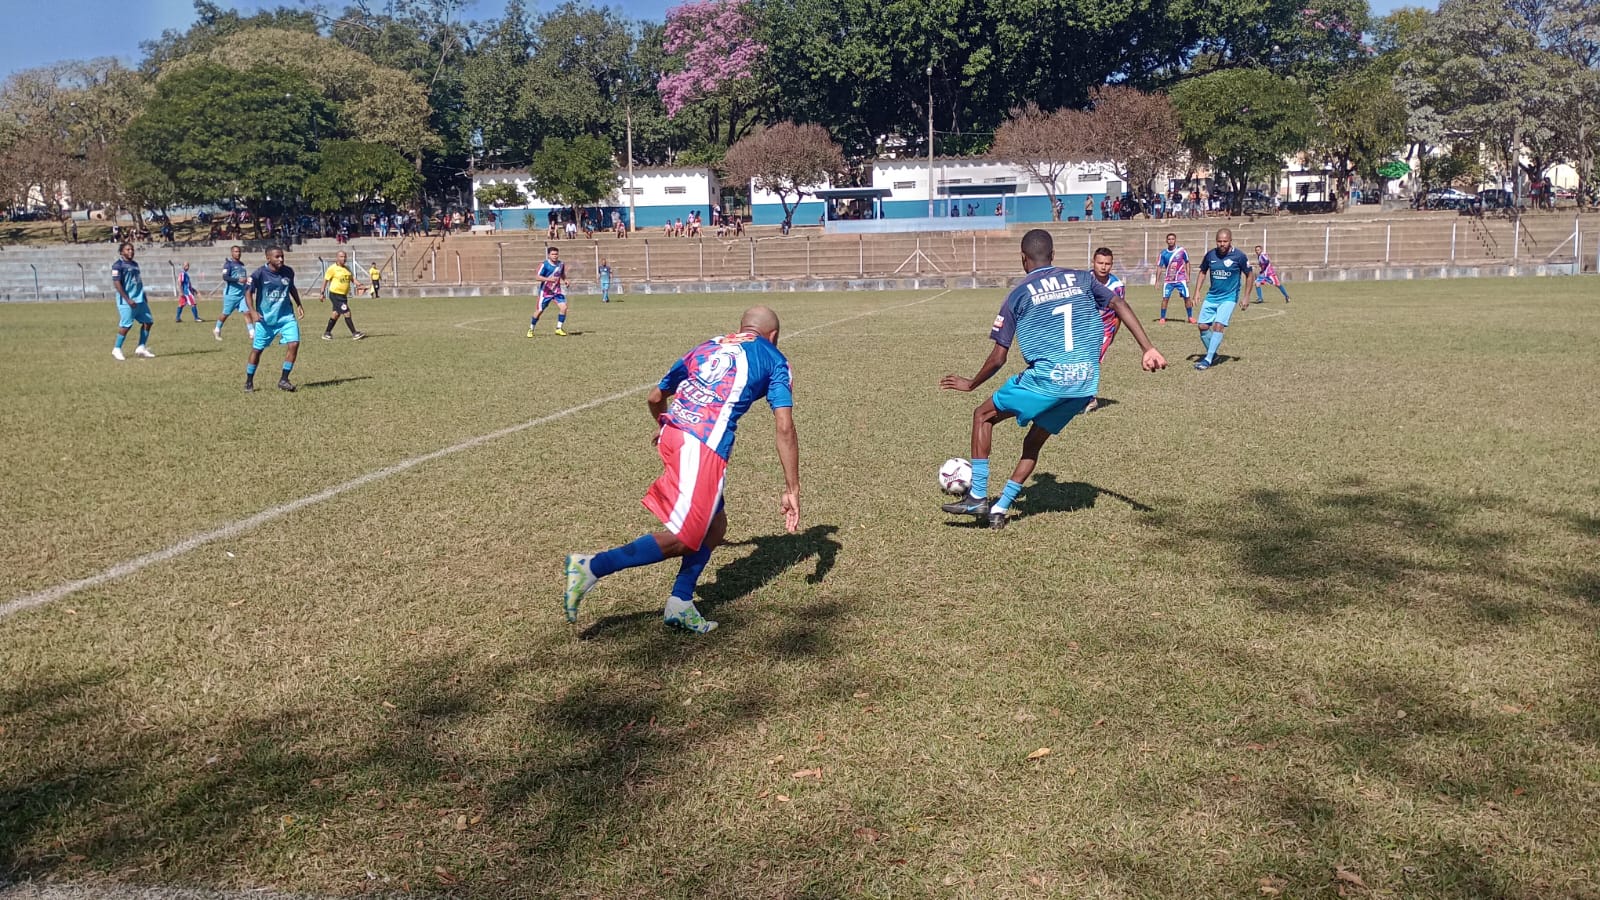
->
<box><xmin>150</xmin><ymin>347</ymin><xmax>223</xmax><ymax>358</ymax></box>
<box><xmin>578</xmin><ymin>525</ymin><xmax>842</xmax><ymax>641</ymax></box>
<box><xmin>301</xmin><ymin>375</ymin><xmax>374</xmax><ymax>390</ymax></box>
<box><xmin>945</xmin><ymin>475</ymin><xmax>1153</xmax><ymax>528</ymax></box>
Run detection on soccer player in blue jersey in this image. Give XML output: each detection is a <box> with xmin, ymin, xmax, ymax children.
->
<box><xmin>110</xmin><ymin>242</ymin><xmax>155</xmax><ymax>360</ymax></box>
<box><xmin>242</xmin><ymin>247</ymin><xmax>305</xmax><ymax>393</ymax></box>
<box><xmin>598</xmin><ymin>257</ymin><xmax>613</xmax><ymax>302</ymax></box>
<box><xmin>562</xmin><ymin>306</ymin><xmax>801</xmax><ymax>634</ymax></box>
<box><xmin>1194</xmin><ymin>228</ymin><xmax>1251</xmax><ymax>370</ymax></box>
<box><xmin>213</xmin><ymin>246</ymin><xmax>254</xmax><ymax>341</ymax></box>
<box><xmin>1157</xmin><ymin>233</ymin><xmax>1194</xmax><ymax>324</ymax></box>
<box><xmin>941</xmin><ymin>230</ymin><xmax>1165</xmax><ymax>529</ymax></box>
<box><xmin>527</xmin><ymin>246</ymin><xmax>569</xmax><ymax>336</ymax></box>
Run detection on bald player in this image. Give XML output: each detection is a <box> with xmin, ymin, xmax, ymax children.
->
<box><xmin>562</xmin><ymin>306</ymin><xmax>801</xmax><ymax>634</ymax></box>
<box><xmin>1194</xmin><ymin>228</ymin><xmax>1251</xmax><ymax>370</ymax></box>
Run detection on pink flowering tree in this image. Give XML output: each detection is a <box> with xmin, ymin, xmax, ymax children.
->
<box><xmin>656</xmin><ymin>0</ymin><xmax>764</xmax><ymax>149</ymax></box>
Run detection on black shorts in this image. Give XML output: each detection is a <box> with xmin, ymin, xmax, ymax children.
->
<box><xmin>328</xmin><ymin>292</ymin><xmax>350</xmax><ymax>313</ymax></box>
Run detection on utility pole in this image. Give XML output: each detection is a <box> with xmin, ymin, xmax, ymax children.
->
<box><xmin>927</xmin><ymin>65</ymin><xmax>935</xmax><ymax>218</ymax></box>
<box><xmin>618</xmin><ymin>77</ymin><xmax>637</xmax><ymax>233</ymax></box>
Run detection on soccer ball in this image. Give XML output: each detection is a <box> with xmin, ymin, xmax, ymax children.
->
<box><xmin>939</xmin><ymin>457</ymin><xmax>973</xmax><ymax>495</ymax></box>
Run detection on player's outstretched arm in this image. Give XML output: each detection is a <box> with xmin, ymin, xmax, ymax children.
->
<box><xmin>1110</xmin><ymin>298</ymin><xmax>1167</xmax><ymax>371</ymax></box>
<box><xmin>940</xmin><ymin>342</ymin><xmax>1008</xmax><ymax>393</ymax></box>
<box><xmin>773</xmin><ymin>406</ymin><xmax>800</xmax><ymax>533</ymax></box>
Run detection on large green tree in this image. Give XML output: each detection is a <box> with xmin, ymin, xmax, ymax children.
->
<box><xmin>122</xmin><ymin>64</ymin><xmax>335</xmax><ymax>225</ymax></box>
<box><xmin>304</xmin><ymin>141</ymin><xmax>423</xmax><ymax>214</ymax></box>
<box><xmin>527</xmin><ymin>135</ymin><xmax>617</xmax><ymax>222</ymax></box>
<box><xmin>138</xmin><ymin>0</ymin><xmax>316</xmax><ymax>76</ymax></box>
<box><xmin>1171</xmin><ymin>68</ymin><xmax>1315</xmax><ymax>211</ymax></box>
<box><xmin>1313</xmin><ymin>65</ymin><xmax>1409</xmax><ymax>207</ymax></box>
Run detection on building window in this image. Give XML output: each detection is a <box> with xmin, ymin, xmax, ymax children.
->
<box><xmin>665</xmin><ymin>185</ymin><xmax>687</xmax><ymax>195</ymax></box>
<box><xmin>1079</xmin><ymin>172</ymin><xmax>1103</xmax><ymax>183</ymax></box>
<box><xmin>621</xmin><ymin>187</ymin><xmax>643</xmax><ymax>195</ymax></box>
<box><xmin>893</xmin><ymin>180</ymin><xmax>917</xmax><ymax>190</ymax></box>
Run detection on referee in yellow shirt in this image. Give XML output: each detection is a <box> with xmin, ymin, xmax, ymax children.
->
<box><xmin>319</xmin><ymin>250</ymin><xmax>366</xmax><ymax>340</ymax></box>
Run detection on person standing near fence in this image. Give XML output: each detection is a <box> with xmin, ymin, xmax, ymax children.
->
<box><xmin>175</xmin><ymin>262</ymin><xmax>204</xmax><ymax>322</ymax></box>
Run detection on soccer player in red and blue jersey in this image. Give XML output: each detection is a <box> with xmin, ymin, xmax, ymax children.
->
<box><xmin>1157</xmin><ymin>233</ymin><xmax>1193</xmax><ymax>323</ymax></box>
<box><xmin>527</xmin><ymin>246</ymin><xmax>569</xmax><ymax>337</ymax></box>
<box><xmin>1253</xmin><ymin>245</ymin><xmax>1290</xmax><ymax>304</ymax></box>
<box><xmin>941</xmin><ymin>231</ymin><xmax>1165</xmax><ymax>529</ymax></box>
<box><xmin>563</xmin><ymin>306</ymin><xmax>801</xmax><ymax>633</ymax></box>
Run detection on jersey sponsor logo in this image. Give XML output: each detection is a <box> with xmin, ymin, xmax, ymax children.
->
<box><xmin>992</xmin><ymin>314</ymin><xmax>1005</xmax><ymax>330</ymax></box>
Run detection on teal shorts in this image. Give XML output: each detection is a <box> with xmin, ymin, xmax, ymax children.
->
<box><xmin>221</xmin><ymin>292</ymin><xmax>247</xmax><ymax>316</ymax></box>
<box><xmin>117</xmin><ymin>300</ymin><xmax>153</xmax><ymax>328</ymax></box>
<box><xmin>252</xmin><ymin>316</ymin><xmax>300</xmax><ymax>350</ymax></box>
<box><xmin>992</xmin><ymin>375</ymin><xmax>1092</xmax><ymax>435</ymax></box>
<box><xmin>1198</xmin><ymin>297</ymin><xmax>1238</xmax><ymax>327</ymax></box>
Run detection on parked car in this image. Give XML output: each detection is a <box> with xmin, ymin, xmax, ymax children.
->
<box><xmin>1416</xmin><ymin>187</ymin><xmax>1475</xmax><ymax>211</ymax></box>
<box><xmin>1476</xmin><ymin>188</ymin><xmax>1514</xmax><ymax>210</ymax></box>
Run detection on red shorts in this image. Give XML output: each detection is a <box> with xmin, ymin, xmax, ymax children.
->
<box><xmin>1098</xmin><ymin>309</ymin><xmax>1121</xmax><ymax>362</ymax></box>
<box><xmin>641</xmin><ymin>425</ymin><xmax>727</xmax><ymax>551</ymax></box>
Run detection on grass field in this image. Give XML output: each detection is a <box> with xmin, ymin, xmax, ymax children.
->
<box><xmin>2</xmin><ymin>279</ymin><xmax>1599</xmax><ymax>899</ymax></box>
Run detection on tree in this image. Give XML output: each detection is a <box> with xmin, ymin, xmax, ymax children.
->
<box><xmin>304</xmin><ymin>141</ymin><xmax>423</xmax><ymax>214</ymax></box>
<box><xmin>527</xmin><ymin>135</ymin><xmax>617</xmax><ymax>223</ymax></box>
<box><xmin>1171</xmin><ymin>69</ymin><xmax>1315</xmax><ymax>212</ymax></box>
<box><xmin>992</xmin><ymin>104</ymin><xmax>1090</xmax><ymax>221</ymax></box>
<box><xmin>1313</xmin><ymin>66</ymin><xmax>1408</xmax><ymax>208</ymax></box>
<box><xmin>169</xmin><ymin>29</ymin><xmax>439</xmax><ymax>158</ymax></box>
<box><xmin>524</xmin><ymin>3</ymin><xmax>633</xmax><ymax>141</ymax></box>
<box><xmin>138</xmin><ymin>0</ymin><xmax>316</xmax><ymax>76</ymax></box>
<box><xmin>657</xmin><ymin>0</ymin><xmax>764</xmax><ymax>149</ymax></box>
<box><xmin>122</xmin><ymin>65</ymin><xmax>334</xmax><ymax>230</ymax></box>
<box><xmin>462</xmin><ymin>1</ymin><xmax>535</xmax><ymax>165</ymax></box>
<box><xmin>1082</xmin><ymin>86</ymin><xmax>1184</xmax><ymax>201</ymax></box>
<box><xmin>475</xmin><ymin>182</ymin><xmax>529</xmax><ymax>209</ymax></box>
<box><xmin>722</xmin><ymin>121</ymin><xmax>844</xmax><ymax>227</ymax></box>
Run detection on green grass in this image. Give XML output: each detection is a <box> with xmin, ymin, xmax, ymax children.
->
<box><xmin>2</xmin><ymin>280</ymin><xmax>1599</xmax><ymax>898</ymax></box>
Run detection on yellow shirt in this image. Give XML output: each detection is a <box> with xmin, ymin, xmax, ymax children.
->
<box><xmin>368</xmin><ymin>266</ymin><xmax>380</xmax><ymax>283</ymax></box>
<box><xmin>322</xmin><ymin>264</ymin><xmax>354</xmax><ymax>295</ymax></box>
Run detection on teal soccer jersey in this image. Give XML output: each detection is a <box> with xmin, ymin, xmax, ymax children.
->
<box><xmin>1199</xmin><ymin>248</ymin><xmax>1251</xmax><ymax>302</ymax></box>
<box><xmin>111</xmin><ymin>258</ymin><xmax>145</xmax><ymax>304</ymax></box>
<box><xmin>249</xmin><ymin>265</ymin><xmax>298</xmax><ymax>322</ymax></box>
<box><xmin>989</xmin><ymin>266</ymin><xmax>1117</xmax><ymax>399</ymax></box>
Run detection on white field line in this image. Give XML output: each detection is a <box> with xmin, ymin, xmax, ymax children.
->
<box><xmin>2</xmin><ymin>290</ymin><xmax>954</xmax><ymax>620</ymax></box>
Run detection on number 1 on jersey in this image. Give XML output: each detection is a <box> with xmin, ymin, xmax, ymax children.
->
<box><xmin>1051</xmin><ymin>303</ymin><xmax>1074</xmax><ymax>351</ymax></box>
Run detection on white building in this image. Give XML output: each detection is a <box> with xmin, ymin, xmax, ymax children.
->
<box><xmin>472</xmin><ymin>166</ymin><xmax>720</xmax><ymax>231</ymax></box>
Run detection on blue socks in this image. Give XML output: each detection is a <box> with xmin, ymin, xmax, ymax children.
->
<box><xmin>282</xmin><ymin>362</ymin><xmax>294</xmax><ymax>376</ymax></box>
<box><xmin>1203</xmin><ymin>329</ymin><xmax>1225</xmax><ymax>362</ymax></box>
<box><xmin>115</xmin><ymin>333</ymin><xmax>127</xmax><ymax>348</ymax></box>
<box><xmin>529</xmin><ymin>315</ymin><xmax>539</xmax><ymax>328</ymax></box>
<box><xmin>591</xmin><ymin>534</ymin><xmax>666</xmax><ymax>578</ymax></box>
<box><xmin>993</xmin><ymin>479</ymin><xmax>1024</xmax><ymax>514</ymax></box>
<box><xmin>557</xmin><ymin>313</ymin><xmax>566</xmax><ymax>327</ymax></box>
<box><xmin>138</xmin><ymin>326</ymin><xmax>149</xmax><ymax>346</ymax></box>
<box><xmin>969</xmin><ymin>458</ymin><xmax>990</xmax><ymax>498</ymax></box>
<box><xmin>672</xmin><ymin>543</ymin><xmax>712</xmax><ymax>601</ymax></box>
<box><xmin>1255</xmin><ymin>287</ymin><xmax>1264</xmax><ymax>303</ymax></box>
<box><xmin>246</xmin><ymin>363</ymin><xmax>258</xmax><ymax>376</ymax></box>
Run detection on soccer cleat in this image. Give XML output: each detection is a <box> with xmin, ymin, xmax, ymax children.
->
<box><xmin>213</xmin><ymin>326</ymin><xmax>223</xmax><ymax>341</ymax></box>
<box><xmin>988</xmin><ymin>511</ymin><xmax>1009</xmax><ymax>530</ymax></box>
<box><xmin>664</xmin><ymin>603</ymin><xmax>718</xmax><ymax>634</ymax></box>
<box><xmin>244</xmin><ymin>379</ymin><xmax>255</xmax><ymax>393</ymax></box>
<box><xmin>1194</xmin><ymin>358</ymin><xmax>1213</xmax><ymax>370</ymax></box>
<box><xmin>321</xmin><ymin>333</ymin><xmax>333</xmax><ymax>341</ymax></box>
<box><xmin>1186</xmin><ymin>316</ymin><xmax>1198</xmax><ymax>324</ymax></box>
<box><xmin>278</xmin><ymin>378</ymin><xmax>296</xmax><ymax>392</ymax></box>
<box><xmin>352</xmin><ymin>331</ymin><xmax>366</xmax><ymax>341</ymax></box>
<box><xmin>563</xmin><ymin>553</ymin><xmax>597</xmax><ymax>622</ymax></box>
<box><xmin>554</xmin><ymin>327</ymin><xmax>567</xmax><ymax>336</ymax></box>
<box><xmin>112</xmin><ymin>347</ymin><xmax>125</xmax><ymax>361</ymax></box>
<box><xmin>526</xmin><ymin>328</ymin><xmax>535</xmax><ymax>338</ymax></box>
<box><xmin>941</xmin><ymin>494</ymin><xmax>992</xmax><ymax>517</ymax></box>
<box><xmin>134</xmin><ymin>346</ymin><xmax>155</xmax><ymax>358</ymax></box>
<box><xmin>1157</xmin><ymin>317</ymin><xmax>1166</xmax><ymax>324</ymax></box>
<box><xmin>1253</xmin><ymin>298</ymin><xmax>1264</xmax><ymax>304</ymax></box>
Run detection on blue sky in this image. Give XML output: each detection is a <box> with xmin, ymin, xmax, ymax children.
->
<box><xmin>3</xmin><ymin>0</ymin><xmax>1431</xmax><ymax>80</ymax></box>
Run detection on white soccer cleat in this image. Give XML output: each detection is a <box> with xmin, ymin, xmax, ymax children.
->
<box><xmin>111</xmin><ymin>347</ymin><xmax>125</xmax><ymax>361</ymax></box>
<box><xmin>134</xmin><ymin>345</ymin><xmax>155</xmax><ymax>358</ymax></box>
<box><xmin>213</xmin><ymin>325</ymin><xmax>223</xmax><ymax>341</ymax></box>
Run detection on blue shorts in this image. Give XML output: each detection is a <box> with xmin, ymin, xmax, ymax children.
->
<box><xmin>117</xmin><ymin>300</ymin><xmax>153</xmax><ymax>328</ymax></box>
<box><xmin>1162</xmin><ymin>282</ymin><xmax>1189</xmax><ymax>299</ymax></box>
<box><xmin>252</xmin><ymin>316</ymin><xmax>300</xmax><ymax>350</ymax></box>
<box><xmin>992</xmin><ymin>376</ymin><xmax>1093</xmax><ymax>435</ymax></box>
<box><xmin>539</xmin><ymin>293</ymin><xmax>566</xmax><ymax>308</ymax></box>
<box><xmin>221</xmin><ymin>292</ymin><xmax>247</xmax><ymax>316</ymax></box>
<box><xmin>1198</xmin><ymin>297</ymin><xmax>1239</xmax><ymax>327</ymax></box>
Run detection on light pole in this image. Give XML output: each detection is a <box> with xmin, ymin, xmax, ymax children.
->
<box><xmin>617</xmin><ymin>78</ymin><xmax>637</xmax><ymax>233</ymax></box>
<box><xmin>927</xmin><ymin>65</ymin><xmax>935</xmax><ymax>218</ymax></box>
